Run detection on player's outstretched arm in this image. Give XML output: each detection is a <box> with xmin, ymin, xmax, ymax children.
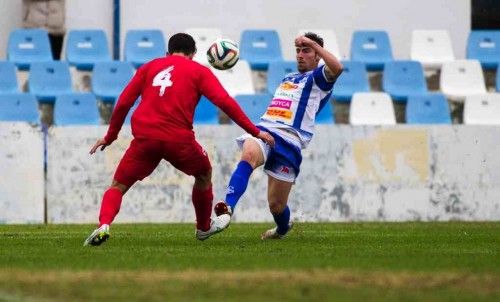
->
<box><xmin>198</xmin><ymin>67</ymin><xmax>273</xmax><ymax>144</ymax></box>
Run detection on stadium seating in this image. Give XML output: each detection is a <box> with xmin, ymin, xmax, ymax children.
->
<box><xmin>463</xmin><ymin>93</ymin><xmax>500</xmax><ymax>125</ymax></box>
<box><xmin>316</xmin><ymin>100</ymin><xmax>335</xmax><ymax>124</ymax></box>
<box><xmin>212</xmin><ymin>60</ymin><xmax>255</xmax><ymax>96</ymax></box>
<box><xmin>331</xmin><ymin>61</ymin><xmax>370</xmax><ymax>103</ymax></box>
<box><xmin>350</xmin><ymin>30</ymin><xmax>393</xmax><ymax>71</ymax></box>
<box><xmin>234</xmin><ymin>93</ymin><xmax>272</xmax><ymax>123</ymax></box>
<box><xmin>266</xmin><ymin>60</ymin><xmax>296</xmax><ymax>94</ymax></box>
<box><xmin>240</xmin><ymin>29</ymin><xmax>282</xmax><ymax>70</ymax></box>
<box><xmin>406</xmin><ymin>94</ymin><xmax>451</xmax><ymax>124</ymax></box>
<box><xmin>65</xmin><ymin>30</ymin><xmax>111</xmax><ymax>71</ymax></box>
<box><xmin>297</xmin><ymin>29</ymin><xmax>342</xmax><ymax>59</ymax></box>
<box><xmin>28</xmin><ymin>61</ymin><xmax>72</xmax><ymax>103</ymax></box>
<box><xmin>54</xmin><ymin>93</ymin><xmax>99</xmax><ymax>125</ymax></box>
<box><xmin>185</xmin><ymin>28</ymin><xmax>223</xmax><ymax>66</ymax></box>
<box><xmin>7</xmin><ymin>29</ymin><xmax>52</xmax><ymax>70</ymax></box>
<box><xmin>124</xmin><ymin>30</ymin><xmax>166</xmax><ymax>68</ymax></box>
<box><xmin>382</xmin><ymin>60</ymin><xmax>427</xmax><ymax>103</ymax></box>
<box><xmin>194</xmin><ymin>96</ymin><xmax>219</xmax><ymax>124</ymax></box>
<box><xmin>349</xmin><ymin>92</ymin><xmax>396</xmax><ymax>125</ymax></box>
<box><xmin>0</xmin><ymin>93</ymin><xmax>38</xmax><ymax>123</ymax></box>
<box><xmin>497</xmin><ymin>65</ymin><xmax>500</xmax><ymax>92</ymax></box>
<box><xmin>440</xmin><ymin>60</ymin><xmax>487</xmax><ymax>102</ymax></box>
<box><xmin>92</xmin><ymin>61</ymin><xmax>134</xmax><ymax>103</ymax></box>
<box><xmin>466</xmin><ymin>30</ymin><xmax>500</xmax><ymax>70</ymax></box>
<box><xmin>0</xmin><ymin>61</ymin><xmax>19</xmax><ymax>94</ymax></box>
<box><xmin>410</xmin><ymin>30</ymin><xmax>455</xmax><ymax>70</ymax></box>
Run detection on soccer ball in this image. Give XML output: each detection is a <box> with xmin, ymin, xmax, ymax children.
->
<box><xmin>206</xmin><ymin>38</ymin><xmax>239</xmax><ymax>70</ymax></box>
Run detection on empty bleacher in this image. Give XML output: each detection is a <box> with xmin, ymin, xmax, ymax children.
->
<box><xmin>1</xmin><ymin>27</ymin><xmax>499</xmax><ymax>127</ymax></box>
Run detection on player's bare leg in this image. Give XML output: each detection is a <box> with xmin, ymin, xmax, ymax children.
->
<box><xmin>261</xmin><ymin>177</ymin><xmax>293</xmax><ymax>240</ymax></box>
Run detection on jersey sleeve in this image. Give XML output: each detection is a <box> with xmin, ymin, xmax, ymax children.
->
<box><xmin>198</xmin><ymin>67</ymin><xmax>260</xmax><ymax>137</ymax></box>
<box><xmin>104</xmin><ymin>63</ymin><xmax>147</xmax><ymax>144</ymax></box>
<box><xmin>312</xmin><ymin>65</ymin><xmax>335</xmax><ymax>92</ymax></box>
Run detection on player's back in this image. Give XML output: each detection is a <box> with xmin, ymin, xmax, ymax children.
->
<box><xmin>131</xmin><ymin>55</ymin><xmax>207</xmax><ymax>142</ymax></box>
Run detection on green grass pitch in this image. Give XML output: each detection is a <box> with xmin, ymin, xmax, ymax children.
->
<box><xmin>0</xmin><ymin>222</ymin><xmax>498</xmax><ymax>301</ymax></box>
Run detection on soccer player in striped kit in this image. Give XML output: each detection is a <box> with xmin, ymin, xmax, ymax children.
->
<box><xmin>215</xmin><ymin>33</ymin><xmax>343</xmax><ymax>239</ymax></box>
<box><xmin>84</xmin><ymin>33</ymin><xmax>274</xmax><ymax>246</ymax></box>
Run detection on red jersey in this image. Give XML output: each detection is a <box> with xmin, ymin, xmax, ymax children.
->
<box><xmin>104</xmin><ymin>55</ymin><xmax>260</xmax><ymax>144</ymax></box>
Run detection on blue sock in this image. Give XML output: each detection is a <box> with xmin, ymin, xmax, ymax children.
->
<box><xmin>273</xmin><ymin>206</ymin><xmax>290</xmax><ymax>235</ymax></box>
<box><xmin>225</xmin><ymin>161</ymin><xmax>254</xmax><ymax>212</ymax></box>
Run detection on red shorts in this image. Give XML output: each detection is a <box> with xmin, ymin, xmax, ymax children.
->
<box><xmin>113</xmin><ymin>138</ymin><xmax>212</xmax><ymax>187</ymax></box>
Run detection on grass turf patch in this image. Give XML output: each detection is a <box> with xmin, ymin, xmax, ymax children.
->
<box><xmin>0</xmin><ymin>222</ymin><xmax>498</xmax><ymax>301</ymax></box>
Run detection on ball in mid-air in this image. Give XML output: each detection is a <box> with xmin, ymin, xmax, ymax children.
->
<box><xmin>206</xmin><ymin>38</ymin><xmax>239</xmax><ymax>70</ymax></box>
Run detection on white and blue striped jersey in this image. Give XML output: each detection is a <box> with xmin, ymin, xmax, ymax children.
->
<box><xmin>259</xmin><ymin>65</ymin><xmax>335</xmax><ymax>149</ymax></box>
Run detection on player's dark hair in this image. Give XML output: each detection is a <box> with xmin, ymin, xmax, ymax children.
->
<box><xmin>168</xmin><ymin>33</ymin><xmax>197</xmax><ymax>55</ymax></box>
<box><xmin>304</xmin><ymin>32</ymin><xmax>324</xmax><ymax>48</ymax></box>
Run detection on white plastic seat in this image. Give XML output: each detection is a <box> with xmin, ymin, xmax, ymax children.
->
<box><xmin>297</xmin><ymin>29</ymin><xmax>342</xmax><ymax>59</ymax></box>
<box><xmin>211</xmin><ymin>60</ymin><xmax>255</xmax><ymax>96</ymax></box>
<box><xmin>349</xmin><ymin>92</ymin><xmax>396</xmax><ymax>125</ymax></box>
<box><xmin>411</xmin><ymin>30</ymin><xmax>455</xmax><ymax>70</ymax></box>
<box><xmin>185</xmin><ymin>28</ymin><xmax>223</xmax><ymax>66</ymax></box>
<box><xmin>440</xmin><ymin>60</ymin><xmax>487</xmax><ymax>102</ymax></box>
<box><xmin>463</xmin><ymin>93</ymin><xmax>500</xmax><ymax>125</ymax></box>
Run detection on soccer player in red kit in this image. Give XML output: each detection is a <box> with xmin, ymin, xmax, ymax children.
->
<box><xmin>84</xmin><ymin>33</ymin><xmax>275</xmax><ymax>246</ymax></box>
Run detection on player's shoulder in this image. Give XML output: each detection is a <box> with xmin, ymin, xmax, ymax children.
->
<box><xmin>191</xmin><ymin>61</ymin><xmax>215</xmax><ymax>77</ymax></box>
<box><xmin>142</xmin><ymin>57</ymin><xmax>168</xmax><ymax>70</ymax></box>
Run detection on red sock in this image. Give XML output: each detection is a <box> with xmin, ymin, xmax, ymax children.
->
<box><xmin>192</xmin><ymin>185</ymin><xmax>213</xmax><ymax>231</ymax></box>
<box><xmin>98</xmin><ymin>188</ymin><xmax>123</xmax><ymax>226</ymax></box>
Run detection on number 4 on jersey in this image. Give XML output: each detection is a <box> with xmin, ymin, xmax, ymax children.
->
<box><xmin>153</xmin><ymin>66</ymin><xmax>174</xmax><ymax>96</ymax></box>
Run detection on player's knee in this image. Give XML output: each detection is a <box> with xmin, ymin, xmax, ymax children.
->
<box><xmin>194</xmin><ymin>169</ymin><xmax>212</xmax><ymax>188</ymax></box>
<box><xmin>268</xmin><ymin>201</ymin><xmax>286</xmax><ymax>214</ymax></box>
<box><xmin>240</xmin><ymin>150</ymin><xmax>260</xmax><ymax>168</ymax></box>
<box><xmin>110</xmin><ymin>180</ymin><xmax>128</xmax><ymax>194</ymax></box>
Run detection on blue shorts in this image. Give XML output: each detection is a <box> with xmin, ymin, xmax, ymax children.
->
<box><xmin>236</xmin><ymin>126</ymin><xmax>302</xmax><ymax>183</ymax></box>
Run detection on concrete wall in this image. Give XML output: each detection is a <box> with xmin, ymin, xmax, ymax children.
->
<box><xmin>2</xmin><ymin>123</ymin><xmax>499</xmax><ymax>224</ymax></box>
<box><xmin>0</xmin><ymin>0</ymin><xmax>469</xmax><ymax>60</ymax></box>
<box><xmin>43</xmin><ymin>125</ymin><xmax>500</xmax><ymax>224</ymax></box>
<box><xmin>0</xmin><ymin>123</ymin><xmax>44</xmax><ymax>223</ymax></box>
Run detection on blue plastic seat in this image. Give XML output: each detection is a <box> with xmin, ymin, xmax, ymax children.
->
<box><xmin>54</xmin><ymin>93</ymin><xmax>99</xmax><ymax>125</ymax></box>
<box><xmin>316</xmin><ymin>100</ymin><xmax>335</xmax><ymax>124</ymax></box>
<box><xmin>383</xmin><ymin>60</ymin><xmax>427</xmax><ymax>103</ymax></box>
<box><xmin>350</xmin><ymin>30</ymin><xmax>393</xmax><ymax>71</ymax></box>
<box><xmin>466</xmin><ymin>30</ymin><xmax>500</xmax><ymax>70</ymax></box>
<box><xmin>124</xmin><ymin>30</ymin><xmax>166</xmax><ymax>68</ymax></box>
<box><xmin>92</xmin><ymin>61</ymin><xmax>134</xmax><ymax>103</ymax></box>
<box><xmin>497</xmin><ymin>65</ymin><xmax>500</xmax><ymax>92</ymax></box>
<box><xmin>266</xmin><ymin>60</ymin><xmax>296</xmax><ymax>94</ymax></box>
<box><xmin>240</xmin><ymin>30</ymin><xmax>282</xmax><ymax>71</ymax></box>
<box><xmin>0</xmin><ymin>93</ymin><xmax>38</xmax><ymax>123</ymax></box>
<box><xmin>7</xmin><ymin>29</ymin><xmax>52</xmax><ymax>70</ymax></box>
<box><xmin>331</xmin><ymin>61</ymin><xmax>370</xmax><ymax>103</ymax></box>
<box><xmin>0</xmin><ymin>61</ymin><xmax>19</xmax><ymax>93</ymax></box>
<box><xmin>406</xmin><ymin>94</ymin><xmax>451</xmax><ymax>124</ymax></box>
<box><xmin>28</xmin><ymin>61</ymin><xmax>72</xmax><ymax>104</ymax></box>
<box><xmin>234</xmin><ymin>94</ymin><xmax>272</xmax><ymax>123</ymax></box>
<box><xmin>194</xmin><ymin>96</ymin><xmax>219</xmax><ymax>124</ymax></box>
<box><xmin>66</xmin><ymin>30</ymin><xmax>111</xmax><ymax>71</ymax></box>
